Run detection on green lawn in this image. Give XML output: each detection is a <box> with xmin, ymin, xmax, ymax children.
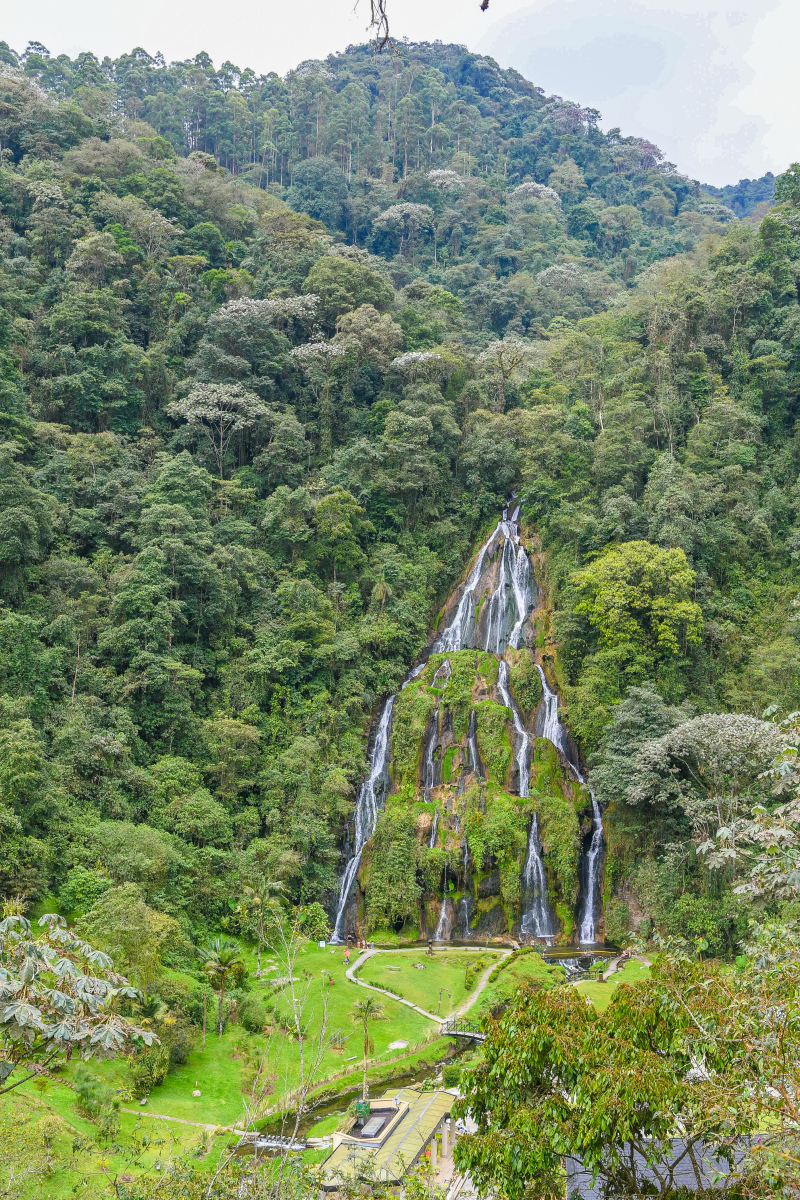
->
<box><xmin>573</xmin><ymin>959</ymin><xmax>652</xmax><ymax>1011</ymax></box>
<box><xmin>356</xmin><ymin>949</ymin><xmax>501</xmax><ymax>1015</ymax></box>
<box><xmin>1</xmin><ymin>939</ymin><xmax>448</xmax><ymax>1197</ymax></box>
<box><xmin>472</xmin><ymin>950</ymin><xmax>565</xmax><ymax>1017</ymax></box>
<box><xmin>0</xmin><ymin>1085</ymin><xmax>234</xmax><ymax>1199</ymax></box>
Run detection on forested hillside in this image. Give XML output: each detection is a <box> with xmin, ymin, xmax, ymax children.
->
<box><xmin>0</xmin><ymin>36</ymin><xmax>798</xmax><ymax>962</ymax></box>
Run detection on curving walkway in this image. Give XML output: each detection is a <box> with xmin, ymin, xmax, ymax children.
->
<box><xmin>344</xmin><ymin>946</ymin><xmax>512</xmax><ymax>1025</ymax></box>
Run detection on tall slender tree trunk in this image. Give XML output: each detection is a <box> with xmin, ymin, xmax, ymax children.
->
<box><xmin>362</xmin><ymin>1020</ymin><xmax>369</xmax><ymax>1101</ymax></box>
<box><xmin>202</xmin><ymin>989</ymin><xmax>207</xmax><ymax>1050</ymax></box>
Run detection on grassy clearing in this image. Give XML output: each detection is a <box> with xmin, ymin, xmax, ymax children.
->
<box><xmin>472</xmin><ymin>951</ymin><xmax>564</xmax><ymax>1017</ymax></box>
<box><xmin>356</xmin><ymin>949</ymin><xmax>501</xmax><ymax>1015</ymax></box>
<box><xmin>573</xmin><ymin>959</ymin><xmax>652</xmax><ymax>1011</ymax></box>
<box><xmin>1</xmin><ymin>938</ymin><xmax>447</xmax><ymax>1196</ymax></box>
<box><xmin>0</xmin><ymin>1085</ymin><xmax>234</xmax><ymax>1199</ymax></box>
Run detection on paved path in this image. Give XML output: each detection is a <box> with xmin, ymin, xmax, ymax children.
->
<box><xmin>345</xmin><ymin>946</ymin><xmax>512</xmax><ymax>1025</ymax></box>
<box><xmin>119</xmin><ymin>1106</ymin><xmax>250</xmax><ymax>1134</ymax></box>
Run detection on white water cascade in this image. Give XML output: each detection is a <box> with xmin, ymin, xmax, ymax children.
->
<box><xmin>434</xmin><ymin>528</ymin><xmax>497</xmax><ymax>652</ymax></box>
<box><xmin>434</xmin><ymin>896</ymin><xmax>451</xmax><ymax>940</ymax></box>
<box><xmin>435</xmin><ymin>862</ymin><xmax>451</xmax><ymax>940</ymax></box>
<box><xmin>497</xmin><ymin>659</ymin><xmax>530</xmax><ymax>798</ymax></box>
<box><xmin>467</xmin><ymin>709</ymin><xmax>481</xmax><ymax>776</ymax></box>
<box><xmin>428</xmin><ymin>807</ymin><xmax>438</xmax><ymax>849</ymax></box>
<box><xmin>331</xmin><ymin>698</ymin><xmax>394</xmax><ymax>942</ymax></box>
<box><xmin>498</xmin><ymin>659</ymin><xmax>557</xmax><ymax>938</ymax></box>
<box><xmin>520</xmin><ymin>814</ymin><xmax>556</xmax><ymax>940</ymax></box>
<box><xmin>534</xmin><ymin>664</ymin><xmax>605</xmax><ymax>944</ymax></box>
<box><xmin>578</xmin><ymin>797</ymin><xmax>604</xmax><ymax>945</ymax></box>
<box><xmin>422</xmin><ymin>707</ymin><xmax>440</xmax><ymax>803</ymax></box>
<box><xmin>434</xmin><ymin>503</ymin><xmax>533</xmax><ymax>656</ymax></box>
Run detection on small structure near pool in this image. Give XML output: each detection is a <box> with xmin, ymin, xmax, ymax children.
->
<box><xmin>321</xmin><ymin>1087</ymin><xmax>458</xmax><ymax>1192</ymax></box>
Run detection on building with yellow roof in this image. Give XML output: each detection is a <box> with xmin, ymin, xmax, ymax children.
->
<box><xmin>321</xmin><ymin>1087</ymin><xmax>459</xmax><ymax>1192</ymax></box>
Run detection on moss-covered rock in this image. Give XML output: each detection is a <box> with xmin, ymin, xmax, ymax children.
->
<box><xmin>427</xmin><ymin>649</ymin><xmax>480</xmax><ymax>740</ymax></box>
<box><xmin>509</xmin><ymin>653</ymin><xmax>542</xmax><ymax>717</ymax></box>
<box><xmin>462</xmin><ymin>784</ymin><xmax>528</xmax><ymax>907</ymax></box>
<box><xmin>391</xmin><ymin>682</ymin><xmax>436</xmax><ymax>787</ymax></box>
<box><xmin>530</xmin><ymin>736</ymin><xmax>561</xmax><ymax>790</ymax></box>
<box><xmin>365</xmin><ymin>807</ymin><xmax>422</xmax><ymax>931</ymax></box>
<box><xmin>538</xmin><ymin>793</ymin><xmax>580</xmax><ymax>906</ymax></box>
<box><xmin>475</xmin><ymin>699</ymin><xmax>513</xmax><ymax>785</ymax></box>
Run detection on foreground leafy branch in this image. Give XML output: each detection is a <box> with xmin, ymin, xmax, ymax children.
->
<box><xmin>0</xmin><ymin>912</ymin><xmax>157</xmax><ymax>1095</ymax></box>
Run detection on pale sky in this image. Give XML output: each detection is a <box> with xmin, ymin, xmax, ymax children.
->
<box><xmin>3</xmin><ymin>0</ymin><xmax>798</xmax><ymax>185</ymax></box>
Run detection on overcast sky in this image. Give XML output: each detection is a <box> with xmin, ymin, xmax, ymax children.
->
<box><xmin>3</xmin><ymin>0</ymin><xmax>798</xmax><ymax>186</ymax></box>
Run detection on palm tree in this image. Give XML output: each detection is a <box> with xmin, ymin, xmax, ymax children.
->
<box><xmin>350</xmin><ymin>997</ymin><xmax>387</xmax><ymax>1101</ymax></box>
<box><xmin>198</xmin><ymin>937</ymin><xmax>244</xmax><ymax>1038</ymax></box>
<box><xmin>236</xmin><ymin>876</ymin><xmax>284</xmax><ymax>978</ymax></box>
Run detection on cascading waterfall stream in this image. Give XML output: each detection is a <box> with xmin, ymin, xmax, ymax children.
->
<box><xmin>578</xmin><ymin>797</ymin><xmax>604</xmax><ymax>945</ymax></box>
<box><xmin>534</xmin><ymin>664</ymin><xmax>605</xmax><ymax>944</ymax></box>
<box><xmin>497</xmin><ymin>660</ymin><xmax>530</xmax><ymax>798</ymax></box>
<box><xmin>428</xmin><ymin>807</ymin><xmax>438</xmax><ymax>849</ymax></box>
<box><xmin>434</xmin><ymin>500</ymin><xmax>531</xmax><ymax>656</ymax></box>
<box><xmin>467</xmin><ymin>709</ymin><xmax>481</xmax><ymax>776</ymax></box>
<box><xmin>521</xmin><ymin>815</ymin><xmax>556</xmax><ymax>940</ymax></box>
<box><xmin>331</xmin><ymin>698</ymin><xmax>394</xmax><ymax>942</ymax></box>
<box><xmin>435</xmin><ymin>863</ymin><xmax>450</xmax><ymax>940</ymax></box>
<box><xmin>434</xmin><ymin>531</ymin><xmax>498</xmax><ymax>653</ymax></box>
<box><xmin>332</xmin><ymin>497</ymin><xmax>603</xmax><ymax>946</ymax></box>
<box><xmin>498</xmin><ymin>659</ymin><xmax>557</xmax><ymax>938</ymax></box>
<box><xmin>422</xmin><ymin>707</ymin><xmax>440</xmax><ymax>803</ymax></box>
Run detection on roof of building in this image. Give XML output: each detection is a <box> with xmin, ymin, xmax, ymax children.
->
<box><xmin>322</xmin><ymin>1088</ymin><xmax>454</xmax><ymax>1188</ymax></box>
<box><xmin>565</xmin><ymin>1140</ymin><xmax>747</xmax><ymax>1197</ymax></box>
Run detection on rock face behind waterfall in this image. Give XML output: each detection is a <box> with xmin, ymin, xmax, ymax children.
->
<box><xmin>334</xmin><ymin>509</ymin><xmax>601</xmax><ymax>946</ymax></box>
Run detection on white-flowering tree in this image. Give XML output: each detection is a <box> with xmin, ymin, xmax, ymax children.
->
<box><xmin>167</xmin><ymin>382</ymin><xmax>270</xmax><ymax>478</ymax></box>
<box><xmin>290</xmin><ymin>340</ymin><xmax>347</xmax><ymax>458</ymax></box>
<box><xmin>205</xmin><ymin>295</ymin><xmax>320</xmax><ymax>343</ymax></box>
<box><xmin>479</xmin><ymin>335</ymin><xmax>540</xmax><ymax>411</ymax></box>
<box><xmin>372</xmin><ymin>202</ymin><xmax>434</xmax><ymax>258</ymax></box>
<box><xmin>0</xmin><ymin>913</ymin><xmax>155</xmax><ymax>1096</ymax></box>
<box><xmin>508</xmin><ymin>181</ymin><xmax>562</xmax><ymax>209</ymax></box>
<box><xmin>390</xmin><ymin>350</ymin><xmax>445</xmax><ymax>384</ymax></box>
<box><xmin>629</xmin><ymin>713</ymin><xmax>783</xmax><ymax>879</ymax></box>
<box><xmin>735</xmin><ymin>713</ymin><xmax>800</xmax><ymax>904</ymax></box>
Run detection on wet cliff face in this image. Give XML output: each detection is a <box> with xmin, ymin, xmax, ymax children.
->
<box><xmin>356</xmin><ymin>646</ymin><xmax>588</xmax><ymax>943</ymax></box>
<box><xmin>335</xmin><ymin>509</ymin><xmax>602</xmax><ymax>947</ymax></box>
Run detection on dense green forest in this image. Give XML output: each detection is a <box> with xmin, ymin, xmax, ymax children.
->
<box><xmin>0</xmin><ymin>36</ymin><xmax>798</xmax><ymax>947</ymax></box>
<box><xmin>2</xmin><ymin>30</ymin><xmax>800</xmax><ymax>1200</ymax></box>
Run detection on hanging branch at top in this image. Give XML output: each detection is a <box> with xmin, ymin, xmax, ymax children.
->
<box><xmin>365</xmin><ymin>0</ymin><xmax>491</xmax><ymax>52</ymax></box>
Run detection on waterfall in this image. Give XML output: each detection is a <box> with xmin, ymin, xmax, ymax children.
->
<box><xmin>498</xmin><ymin>659</ymin><xmax>557</xmax><ymax>940</ymax></box>
<box><xmin>534</xmin><ymin>664</ymin><xmax>605</xmax><ymax>945</ymax></box>
<box><xmin>422</xmin><ymin>706</ymin><xmax>440</xmax><ymax>802</ymax></box>
<box><xmin>434</xmin><ymin>895</ymin><xmax>451</xmax><ymax>941</ymax></box>
<box><xmin>435</xmin><ymin>861</ymin><xmax>450</xmax><ymax>940</ymax></box>
<box><xmin>428</xmin><ymin>807</ymin><xmax>438</xmax><ymax>848</ymax></box>
<box><xmin>520</xmin><ymin>814</ymin><xmax>556</xmax><ymax>940</ymax></box>
<box><xmin>535</xmin><ymin>664</ymin><xmax>571</xmax><ymax>760</ymax></box>
<box><xmin>332</xmin><ymin>499</ymin><xmax>599</xmax><ymax>949</ymax></box>
<box><xmin>497</xmin><ymin>660</ymin><xmax>530</xmax><ymax>798</ymax></box>
<box><xmin>482</xmin><ymin>527</ymin><xmax>533</xmax><ymax>655</ymax></box>
<box><xmin>578</xmin><ymin>797</ymin><xmax>604</xmax><ymax>944</ymax></box>
<box><xmin>434</xmin><ymin>527</ymin><xmax>500</xmax><ymax>652</ymax></box>
<box><xmin>467</xmin><ymin>709</ymin><xmax>481</xmax><ymax>776</ymax></box>
<box><xmin>458</xmin><ymin>894</ymin><xmax>475</xmax><ymax>939</ymax></box>
<box><xmin>508</xmin><ymin>541</ymin><xmax>532</xmax><ymax>650</ymax></box>
<box><xmin>434</xmin><ymin>500</ymin><xmax>534</xmax><ymax>656</ymax></box>
<box><xmin>331</xmin><ymin>698</ymin><xmax>394</xmax><ymax>942</ymax></box>
<box><xmin>482</xmin><ymin>536</ymin><xmax>511</xmax><ymax>654</ymax></box>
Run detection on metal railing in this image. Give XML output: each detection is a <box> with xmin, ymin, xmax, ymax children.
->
<box><xmin>441</xmin><ymin>1017</ymin><xmax>485</xmax><ymax>1041</ymax></box>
